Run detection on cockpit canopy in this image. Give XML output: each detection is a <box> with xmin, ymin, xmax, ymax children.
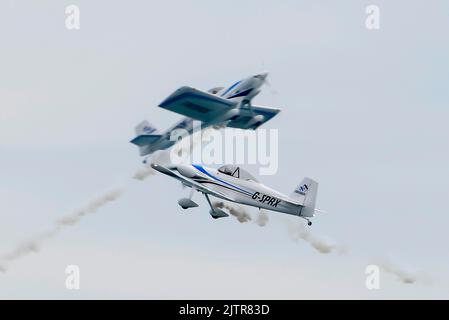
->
<box><xmin>217</xmin><ymin>165</ymin><xmax>259</xmax><ymax>182</ymax></box>
<box><xmin>208</xmin><ymin>87</ymin><xmax>224</xmax><ymax>95</ymax></box>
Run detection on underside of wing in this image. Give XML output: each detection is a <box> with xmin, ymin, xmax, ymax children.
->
<box><xmin>159</xmin><ymin>86</ymin><xmax>236</xmax><ymax>122</ymax></box>
<box><xmin>226</xmin><ymin>105</ymin><xmax>281</xmax><ymax>130</ymax></box>
<box><xmin>184</xmin><ymin>179</ymin><xmax>236</xmax><ymax>202</ymax></box>
<box><xmin>130</xmin><ymin>134</ymin><xmax>162</xmax><ymax>146</ymax></box>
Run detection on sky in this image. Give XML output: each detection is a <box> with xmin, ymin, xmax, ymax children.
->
<box><xmin>1</xmin><ymin>0</ymin><xmax>449</xmax><ymax>299</ymax></box>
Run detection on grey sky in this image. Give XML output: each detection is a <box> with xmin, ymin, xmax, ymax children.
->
<box><xmin>1</xmin><ymin>0</ymin><xmax>449</xmax><ymax>298</ymax></box>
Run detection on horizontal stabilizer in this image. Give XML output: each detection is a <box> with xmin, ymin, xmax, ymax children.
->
<box><xmin>130</xmin><ymin>134</ymin><xmax>162</xmax><ymax>146</ymax></box>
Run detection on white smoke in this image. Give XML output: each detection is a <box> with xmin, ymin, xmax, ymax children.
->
<box><xmin>213</xmin><ymin>201</ymin><xmax>252</xmax><ymax>223</ymax></box>
<box><xmin>209</xmin><ymin>199</ymin><xmax>346</xmax><ymax>255</ymax></box>
<box><xmin>0</xmin><ymin>126</ymin><xmax>220</xmax><ymax>272</ymax></box>
<box><xmin>211</xmin><ymin>203</ymin><xmax>348</xmax><ymax>255</ymax></box>
<box><xmin>285</xmin><ymin>220</ymin><xmax>431</xmax><ymax>285</ymax></box>
<box><xmin>132</xmin><ymin>152</ymin><xmax>165</xmax><ymax>181</ymax></box>
<box><xmin>0</xmin><ymin>125</ymin><xmax>220</xmax><ymax>272</ymax></box>
<box><xmin>286</xmin><ymin>220</ymin><xmax>349</xmax><ymax>255</ymax></box>
<box><xmin>377</xmin><ymin>256</ymin><xmax>432</xmax><ymax>285</ymax></box>
<box><xmin>132</xmin><ymin>165</ymin><xmax>156</xmax><ymax>181</ymax></box>
<box><xmin>255</xmin><ymin>210</ymin><xmax>269</xmax><ymax>227</ymax></box>
<box><xmin>0</xmin><ymin>188</ymin><xmax>124</xmax><ymax>272</ymax></box>
<box><xmin>57</xmin><ymin>189</ymin><xmax>123</xmax><ymax>226</ymax></box>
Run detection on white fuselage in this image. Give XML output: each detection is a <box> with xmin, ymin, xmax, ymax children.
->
<box><xmin>218</xmin><ymin>73</ymin><xmax>267</xmax><ymax>103</ymax></box>
<box><xmin>177</xmin><ymin>164</ymin><xmax>304</xmax><ymax>216</ymax></box>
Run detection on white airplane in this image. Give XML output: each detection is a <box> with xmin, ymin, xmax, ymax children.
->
<box><xmin>151</xmin><ymin>163</ymin><xmax>319</xmax><ymax>226</ymax></box>
<box><xmin>131</xmin><ymin>73</ymin><xmax>280</xmax><ymax>157</ymax></box>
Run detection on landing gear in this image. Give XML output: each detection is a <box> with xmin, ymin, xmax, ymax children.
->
<box><xmin>204</xmin><ymin>193</ymin><xmax>228</xmax><ymax>219</ymax></box>
<box><xmin>178</xmin><ymin>198</ymin><xmax>198</xmax><ymax>209</ymax></box>
<box><xmin>301</xmin><ymin>216</ymin><xmax>312</xmax><ymax>226</ymax></box>
<box><xmin>177</xmin><ymin>187</ymin><xmax>199</xmax><ymax>210</ymax></box>
<box><xmin>241</xmin><ymin>99</ymin><xmax>251</xmax><ymax>109</ymax></box>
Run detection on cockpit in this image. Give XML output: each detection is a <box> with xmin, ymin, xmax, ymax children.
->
<box><xmin>217</xmin><ymin>165</ymin><xmax>259</xmax><ymax>182</ymax></box>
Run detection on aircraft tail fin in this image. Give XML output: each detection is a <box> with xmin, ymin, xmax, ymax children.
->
<box><xmin>290</xmin><ymin>177</ymin><xmax>318</xmax><ymax>217</ymax></box>
<box><xmin>135</xmin><ymin>120</ymin><xmax>158</xmax><ymax>135</ymax></box>
<box><xmin>131</xmin><ymin>120</ymin><xmax>161</xmax><ymax>156</ymax></box>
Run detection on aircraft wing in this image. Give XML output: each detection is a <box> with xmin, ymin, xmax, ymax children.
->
<box><xmin>226</xmin><ymin>105</ymin><xmax>281</xmax><ymax>130</ymax></box>
<box><xmin>159</xmin><ymin>86</ymin><xmax>237</xmax><ymax>122</ymax></box>
<box><xmin>188</xmin><ymin>180</ymin><xmax>236</xmax><ymax>202</ymax></box>
<box><xmin>151</xmin><ymin>164</ymin><xmax>236</xmax><ymax>202</ymax></box>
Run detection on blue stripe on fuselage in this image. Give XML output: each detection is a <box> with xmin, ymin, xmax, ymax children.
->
<box><xmin>192</xmin><ymin>164</ymin><xmax>252</xmax><ymax>196</ymax></box>
<box><xmin>227</xmin><ymin>88</ymin><xmax>253</xmax><ymax>99</ymax></box>
<box><xmin>221</xmin><ymin>80</ymin><xmax>242</xmax><ymax>97</ymax></box>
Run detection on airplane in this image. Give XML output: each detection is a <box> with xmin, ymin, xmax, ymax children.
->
<box><xmin>130</xmin><ymin>73</ymin><xmax>280</xmax><ymax>157</ymax></box>
<box><xmin>151</xmin><ymin>163</ymin><xmax>319</xmax><ymax>226</ymax></box>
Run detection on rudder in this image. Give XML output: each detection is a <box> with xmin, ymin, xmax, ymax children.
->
<box><xmin>291</xmin><ymin>177</ymin><xmax>318</xmax><ymax>217</ymax></box>
<box><xmin>131</xmin><ymin>120</ymin><xmax>160</xmax><ymax>156</ymax></box>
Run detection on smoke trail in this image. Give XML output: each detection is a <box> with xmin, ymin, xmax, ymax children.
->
<box><xmin>132</xmin><ymin>164</ymin><xmax>156</xmax><ymax>181</ymax></box>
<box><xmin>213</xmin><ymin>201</ymin><xmax>252</xmax><ymax>223</ymax></box>
<box><xmin>285</xmin><ymin>220</ymin><xmax>428</xmax><ymax>285</ymax></box>
<box><xmin>132</xmin><ymin>153</ymin><xmax>164</xmax><ymax>181</ymax></box>
<box><xmin>287</xmin><ymin>220</ymin><xmax>348</xmax><ymax>254</ymax></box>
<box><xmin>0</xmin><ymin>229</ymin><xmax>58</xmax><ymax>263</ymax></box>
<box><xmin>57</xmin><ymin>189</ymin><xmax>124</xmax><ymax>226</ymax></box>
<box><xmin>0</xmin><ymin>126</ymin><xmax>218</xmax><ymax>271</ymax></box>
<box><xmin>211</xmin><ymin>203</ymin><xmax>347</xmax><ymax>255</ymax></box>
<box><xmin>132</xmin><ymin>146</ymin><xmax>179</xmax><ymax>181</ymax></box>
<box><xmin>377</xmin><ymin>256</ymin><xmax>432</xmax><ymax>285</ymax></box>
<box><xmin>255</xmin><ymin>210</ymin><xmax>269</xmax><ymax>227</ymax></box>
<box><xmin>0</xmin><ymin>188</ymin><xmax>124</xmax><ymax>272</ymax></box>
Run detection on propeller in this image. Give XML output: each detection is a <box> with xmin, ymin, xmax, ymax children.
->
<box><xmin>262</xmin><ymin>77</ymin><xmax>278</xmax><ymax>95</ymax></box>
<box><xmin>257</xmin><ymin>60</ymin><xmax>277</xmax><ymax>95</ymax></box>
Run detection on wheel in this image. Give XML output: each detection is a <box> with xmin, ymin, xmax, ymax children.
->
<box><xmin>307</xmin><ymin>221</ymin><xmax>312</xmax><ymax>226</ymax></box>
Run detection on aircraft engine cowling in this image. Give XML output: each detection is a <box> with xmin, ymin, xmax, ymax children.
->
<box><xmin>246</xmin><ymin>115</ymin><xmax>265</xmax><ymax>127</ymax></box>
<box><xmin>177</xmin><ymin>164</ymin><xmax>198</xmax><ymax>178</ymax></box>
<box><xmin>208</xmin><ymin>87</ymin><xmax>224</xmax><ymax>94</ymax></box>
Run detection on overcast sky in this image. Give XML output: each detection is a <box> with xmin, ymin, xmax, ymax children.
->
<box><xmin>1</xmin><ymin>0</ymin><xmax>449</xmax><ymax>299</ymax></box>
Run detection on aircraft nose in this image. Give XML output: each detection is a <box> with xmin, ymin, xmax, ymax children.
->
<box><xmin>254</xmin><ymin>72</ymin><xmax>268</xmax><ymax>81</ymax></box>
<box><xmin>150</xmin><ymin>163</ymin><xmax>162</xmax><ymax>171</ymax></box>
